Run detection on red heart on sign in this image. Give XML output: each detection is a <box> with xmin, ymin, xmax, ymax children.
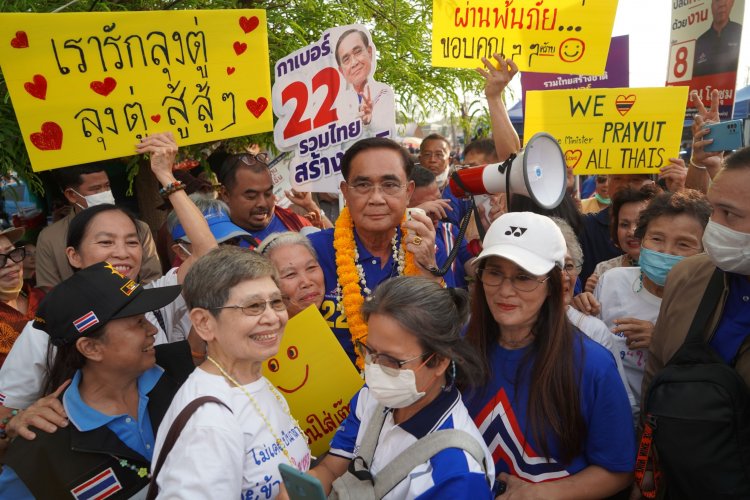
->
<box><xmin>30</xmin><ymin>122</ymin><xmax>63</xmax><ymax>151</ymax></box>
<box><xmin>615</xmin><ymin>95</ymin><xmax>636</xmax><ymax>116</ymax></box>
<box><xmin>239</xmin><ymin>16</ymin><xmax>259</xmax><ymax>34</ymax></box>
<box><xmin>227</xmin><ymin>66</ymin><xmax>236</xmax><ymax>75</ymax></box>
<box><xmin>246</xmin><ymin>97</ymin><xmax>268</xmax><ymax>118</ymax></box>
<box><xmin>90</xmin><ymin>77</ymin><xmax>117</xmax><ymax>96</ymax></box>
<box><xmin>233</xmin><ymin>41</ymin><xmax>247</xmax><ymax>55</ymax></box>
<box><xmin>10</xmin><ymin>31</ymin><xmax>29</xmax><ymax>49</ymax></box>
<box><xmin>24</xmin><ymin>74</ymin><xmax>47</xmax><ymax>100</ymax></box>
<box><xmin>564</xmin><ymin>149</ymin><xmax>582</xmax><ymax>168</ymax></box>
<box><xmin>150</xmin><ymin>114</ymin><xmax>161</xmax><ymax>123</ymax></box>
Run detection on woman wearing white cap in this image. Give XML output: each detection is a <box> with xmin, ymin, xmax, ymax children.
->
<box><xmin>462</xmin><ymin>211</ymin><xmax>635</xmax><ymax>498</ymax></box>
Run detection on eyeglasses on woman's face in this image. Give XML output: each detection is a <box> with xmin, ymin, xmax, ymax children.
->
<box><xmin>211</xmin><ymin>297</ymin><xmax>287</xmax><ymax>316</ymax></box>
<box><xmin>0</xmin><ymin>247</ymin><xmax>25</xmax><ymax>268</ymax></box>
<box><xmin>477</xmin><ymin>267</ymin><xmax>550</xmax><ymax>292</ymax></box>
<box><xmin>355</xmin><ymin>340</ymin><xmax>429</xmax><ymax>376</ymax></box>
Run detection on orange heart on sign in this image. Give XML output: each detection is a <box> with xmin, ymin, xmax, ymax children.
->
<box><xmin>565</xmin><ymin>149</ymin><xmax>582</xmax><ymax>168</ymax></box>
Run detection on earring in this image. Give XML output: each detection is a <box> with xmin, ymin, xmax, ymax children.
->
<box><xmin>443</xmin><ymin>360</ymin><xmax>457</xmax><ymax>392</ymax></box>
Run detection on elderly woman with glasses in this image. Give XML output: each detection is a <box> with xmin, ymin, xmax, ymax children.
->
<box><xmin>151</xmin><ymin>246</ymin><xmax>311</xmax><ymax>498</ymax></box>
<box><xmin>0</xmin><ymin>227</ymin><xmax>42</xmax><ymax>368</ymax></box>
<box><xmin>300</xmin><ymin>276</ymin><xmax>494</xmax><ymax>498</ymax></box>
<box><xmin>463</xmin><ymin>212</ymin><xmax>635</xmax><ymax>498</ymax></box>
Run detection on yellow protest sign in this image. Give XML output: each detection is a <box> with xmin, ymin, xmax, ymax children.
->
<box><xmin>264</xmin><ymin>305</ymin><xmax>364</xmax><ymax>458</ymax></box>
<box><xmin>524</xmin><ymin>87</ymin><xmax>689</xmax><ymax>174</ymax></box>
<box><xmin>432</xmin><ymin>0</ymin><xmax>618</xmax><ymax>74</ymax></box>
<box><xmin>0</xmin><ymin>10</ymin><xmax>272</xmax><ymax>172</ymax></box>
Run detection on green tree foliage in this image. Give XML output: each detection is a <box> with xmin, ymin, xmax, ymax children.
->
<box><xmin>0</xmin><ymin>0</ymin><xmax>484</xmax><ymax>193</ymax></box>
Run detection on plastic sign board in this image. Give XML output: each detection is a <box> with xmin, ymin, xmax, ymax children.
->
<box><xmin>264</xmin><ymin>305</ymin><xmax>364</xmax><ymax>458</ymax></box>
<box><xmin>524</xmin><ymin>86</ymin><xmax>689</xmax><ymax>174</ymax></box>
<box><xmin>0</xmin><ymin>10</ymin><xmax>272</xmax><ymax>171</ymax></box>
<box><xmin>432</xmin><ymin>0</ymin><xmax>618</xmax><ymax>74</ymax></box>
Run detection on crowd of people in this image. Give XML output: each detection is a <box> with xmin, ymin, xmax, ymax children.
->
<box><xmin>0</xmin><ymin>54</ymin><xmax>745</xmax><ymax>500</ymax></box>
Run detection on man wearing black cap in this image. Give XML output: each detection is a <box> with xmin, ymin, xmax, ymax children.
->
<box><xmin>0</xmin><ymin>262</ymin><xmax>194</xmax><ymax>498</ymax></box>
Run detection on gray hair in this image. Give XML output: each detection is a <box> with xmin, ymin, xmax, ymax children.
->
<box><xmin>257</xmin><ymin>231</ymin><xmax>318</xmax><ymax>260</ymax></box>
<box><xmin>166</xmin><ymin>194</ymin><xmax>229</xmax><ymax>235</ymax></box>
<box><xmin>183</xmin><ymin>246</ymin><xmax>278</xmax><ymax>314</ymax></box>
<box><xmin>361</xmin><ymin>276</ymin><xmax>485</xmax><ymax>388</ymax></box>
<box><xmin>550</xmin><ymin>216</ymin><xmax>583</xmax><ymax>266</ymax></box>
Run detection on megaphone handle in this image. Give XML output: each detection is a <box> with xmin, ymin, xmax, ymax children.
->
<box><xmin>428</xmin><ymin>205</ymin><xmax>474</xmax><ymax>278</ymax></box>
<box><xmin>504</xmin><ymin>154</ymin><xmax>515</xmax><ymax>218</ymax></box>
<box><xmin>472</xmin><ymin>197</ymin><xmax>487</xmax><ymax>242</ymax></box>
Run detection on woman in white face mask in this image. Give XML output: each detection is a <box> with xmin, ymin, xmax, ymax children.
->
<box><xmin>0</xmin><ymin>227</ymin><xmax>45</xmax><ymax>369</ymax></box>
<box><xmin>302</xmin><ymin>276</ymin><xmax>495</xmax><ymax>499</ymax></box>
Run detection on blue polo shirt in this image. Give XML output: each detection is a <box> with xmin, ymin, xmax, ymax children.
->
<box><xmin>309</xmin><ymin>228</ymin><xmax>450</xmax><ymax>366</ymax></box>
<box><xmin>710</xmin><ymin>273</ymin><xmax>750</xmax><ymax>364</ymax></box>
<box><xmin>442</xmin><ymin>184</ymin><xmax>471</xmax><ymax>228</ymax></box>
<box><xmin>0</xmin><ymin>366</ymin><xmax>164</xmax><ymax>499</ymax></box>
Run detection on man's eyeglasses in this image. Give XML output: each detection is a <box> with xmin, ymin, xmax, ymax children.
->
<box><xmin>355</xmin><ymin>340</ymin><xmax>429</xmax><ymax>376</ymax></box>
<box><xmin>476</xmin><ymin>268</ymin><xmax>549</xmax><ymax>292</ymax></box>
<box><xmin>419</xmin><ymin>151</ymin><xmax>446</xmax><ymax>160</ymax></box>
<box><xmin>0</xmin><ymin>247</ymin><xmax>25</xmax><ymax>268</ymax></box>
<box><xmin>211</xmin><ymin>298</ymin><xmax>287</xmax><ymax>316</ymax></box>
<box><xmin>347</xmin><ymin>181</ymin><xmax>405</xmax><ymax>197</ymax></box>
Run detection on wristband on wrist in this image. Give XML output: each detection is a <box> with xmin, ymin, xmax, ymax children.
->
<box><xmin>689</xmin><ymin>158</ymin><xmax>707</xmax><ymax>170</ymax></box>
<box><xmin>159</xmin><ymin>180</ymin><xmax>186</xmax><ymax>198</ymax></box>
<box><xmin>0</xmin><ymin>409</ymin><xmax>19</xmax><ymax>439</ymax></box>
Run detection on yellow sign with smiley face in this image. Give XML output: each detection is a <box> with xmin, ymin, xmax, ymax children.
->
<box><xmin>431</xmin><ymin>0</ymin><xmax>618</xmax><ymax>74</ymax></box>
<box><xmin>264</xmin><ymin>305</ymin><xmax>364</xmax><ymax>458</ymax></box>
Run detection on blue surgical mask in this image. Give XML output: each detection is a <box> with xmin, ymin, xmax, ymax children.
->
<box><xmin>638</xmin><ymin>247</ymin><xmax>685</xmax><ymax>287</ymax></box>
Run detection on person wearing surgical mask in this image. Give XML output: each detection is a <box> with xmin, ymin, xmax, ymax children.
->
<box><xmin>572</xmin><ymin>190</ymin><xmax>711</xmax><ymax>418</ymax></box>
<box><xmin>0</xmin><ymin>227</ymin><xmax>45</xmax><ymax>368</ymax></box>
<box><xmin>639</xmin><ymin>148</ymin><xmax>750</xmax><ymax>497</ymax></box>
<box><xmin>35</xmin><ymin>162</ymin><xmax>162</xmax><ymax>291</ymax></box>
<box><xmin>300</xmin><ymin>276</ymin><xmax>494</xmax><ymax>498</ymax></box>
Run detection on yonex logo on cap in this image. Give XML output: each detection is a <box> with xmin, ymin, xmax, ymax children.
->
<box><xmin>505</xmin><ymin>226</ymin><xmax>527</xmax><ymax>237</ymax></box>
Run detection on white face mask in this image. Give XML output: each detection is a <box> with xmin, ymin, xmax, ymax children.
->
<box><xmin>702</xmin><ymin>220</ymin><xmax>750</xmax><ymax>275</ymax></box>
<box><xmin>364</xmin><ymin>362</ymin><xmax>425</xmax><ymax>409</ymax></box>
<box><xmin>72</xmin><ymin>188</ymin><xmax>116</xmax><ymax>209</ymax></box>
<box><xmin>435</xmin><ymin>168</ymin><xmax>449</xmax><ymax>188</ymax></box>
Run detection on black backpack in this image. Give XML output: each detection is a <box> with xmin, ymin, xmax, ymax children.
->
<box><xmin>638</xmin><ymin>269</ymin><xmax>750</xmax><ymax>499</ymax></box>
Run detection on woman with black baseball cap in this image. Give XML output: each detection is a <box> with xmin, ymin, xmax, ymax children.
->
<box><xmin>0</xmin><ymin>261</ymin><xmax>194</xmax><ymax>498</ymax></box>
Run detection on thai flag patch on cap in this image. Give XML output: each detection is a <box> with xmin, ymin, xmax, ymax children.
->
<box><xmin>73</xmin><ymin>311</ymin><xmax>100</xmax><ymax>333</ymax></box>
<box><xmin>0</xmin><ymin>392</ymin><xmax>5</xmax><ymax>405</ymax></box>
<box><xmin>70</xmin><ymin>467</ymin><xmax>122</xmax><ymax>499</ymax></box>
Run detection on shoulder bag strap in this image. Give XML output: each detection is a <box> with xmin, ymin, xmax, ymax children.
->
<box><xmin>146</xmin><ymin>396</ymin><xmax>231</xmax><ymax>500</ymax></box>
<box><xmin>357</xmin><ymin>403</ymin><xmax>387</xmax><ymax>466</ymax></box>
<box><xmin>373</xmin><ymin>429</ymin><xmax>489</xmax><ymax>498</ymax></box>
<box><xmin>684</xmin><ymin>267</ymin><xmax>725</xmax><ymax>345</ymax></box>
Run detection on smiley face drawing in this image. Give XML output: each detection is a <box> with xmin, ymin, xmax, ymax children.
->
<box><xmin>559</xmin><ymin>38</ymin><xmax>585</xmax><ymax>63</ymax></box>
<box><xmin>267</xmin><ymin>345</ymin><xmax>310</xmax><ymax>394</ymax></box>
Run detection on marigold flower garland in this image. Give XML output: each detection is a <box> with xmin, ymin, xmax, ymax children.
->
<box><xmin>334</xmin><ymin>207</ymin><xmax>418</xmax><ymax>369</ymax></box>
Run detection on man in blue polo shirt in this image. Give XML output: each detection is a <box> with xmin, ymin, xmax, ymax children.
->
<box><xmin>308</xmin><ymin>138</ymin><xmax>446</xmax><ymax>365</ymax></box>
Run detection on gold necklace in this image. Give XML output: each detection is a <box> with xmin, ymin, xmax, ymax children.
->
<box><xmin>499</xmin><ymin>330</ymin><xmax>534</xmax><ymax>349</ymax></box>
<box><xmin>206</xmin><ymin>356</ymin><xmax>302</xmax><ymax>466</ymax></box>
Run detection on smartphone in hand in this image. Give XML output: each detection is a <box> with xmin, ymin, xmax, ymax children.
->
<box><xmin>278</xmin><ymin>464</ymin><xmax>326</xmax><ymax>500</ymax></box>
<box><xmin>702</xmin><ymin>120</ymin><xmax>744</xmax><ymax>152</ymax></box>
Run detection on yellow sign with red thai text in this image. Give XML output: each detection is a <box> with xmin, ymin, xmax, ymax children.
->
<box><xmin>524</xmin><ymin>86</ymin><xmax>689</xmax><ymax>174</ymax></box>
<box><xmin>264</xmin><ymin>305</ymin><xmax>364</xmax><ymax>458</ymax></box>
<box><xmin>432</xmin><ymin>0</ymin><xmax>619</xmax><ymax>74</ymax></box>
<box><xmin>0</xmin><ymin>10</ymin><xmax>272</xmax><ymax>171</ymax></box>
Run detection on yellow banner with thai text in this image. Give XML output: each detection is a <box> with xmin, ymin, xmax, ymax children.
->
<box><xmin>524</xmin><ymin>87</ymin><xmax>689</xmax><ymax>174</ymax></box>
<box><xmin>0</xmin><ymin>10</ymin><xmax>272</xmax><ymax>171</ymax></box>
<box><xmin>264</xmin><ymin>305</ymin><xmax>364</xmax><ymax>458</ymax></box>
<box><xmin>432</xmin><ymin>0</ymin><xmax>618</xmax><ymax>74</ymax></box>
